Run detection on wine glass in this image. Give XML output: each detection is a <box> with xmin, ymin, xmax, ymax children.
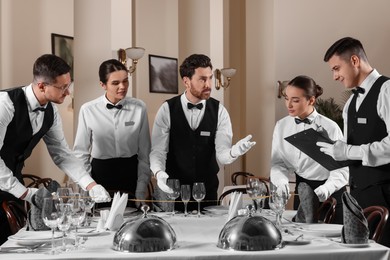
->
<box><xmin>57</xmin><ymin>187</ymin><xmax>73</xmax><ymax>203</ymax></box>
<box><xmin>246</xmin><ymin>177</ymin><xmax>261</xmax><ymax>213</ymax></box>
<box><xmin>42</xmin><ymin>197</ymin><xmax>62</xmax><ymax>255</ymax></box>
<box><xmin>268</xmin><ymin>185</ymin><xmax>289</xmax><ymax>230</ymax></box>
<box><xmin>192</xmin><ymin>182</ymin><xmax>206</xmax><ymax>218</ymax></box>
<box><xmin>57</xmin><ymin>203</ymin><xmax>73</xmax><ymax>251</ymax></box>
<box><xmin>69</xmin><ymin>194</ymin><xmax>86</xmax><ymax>250</ymax></box>
<box><xmin>166</xmin><ymin>179</ymin><xmax>181</xmax><ymax>216</ymax></box>
<box><xmin>80</xmin><ymin>189</ymin><xmax>95</xmax><ymax>226</ymax></box>
<box><xmin>181</xmin><ymin>185</ymin><xmax>191</xmax><ymax>217</ymax></box>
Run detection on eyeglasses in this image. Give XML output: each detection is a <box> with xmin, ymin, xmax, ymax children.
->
<box><xmin>44</xmin><ymin>82</ymin><xmax>73</xmax><ymax>93</ymax></box>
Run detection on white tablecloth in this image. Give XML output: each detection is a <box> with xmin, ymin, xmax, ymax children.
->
<box><xmin>1</xmin><ymin>210</ymin><xmax>389</xmax><ymax>260</ymax></box>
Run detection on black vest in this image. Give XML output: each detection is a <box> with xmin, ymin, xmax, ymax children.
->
<box><xmin>0</xmin><ymin>88</ymin><xmax>54</xmax><ymax>183</ymax></box>
<box><xmin>347</xmin><ymin>76</ymin><xmax>390</xmax><ymax>189</ymax></box>
<box><xmin>166</xmin><ymin>96</ymin><xmax>219</xmax><ymax>197</ymax></box>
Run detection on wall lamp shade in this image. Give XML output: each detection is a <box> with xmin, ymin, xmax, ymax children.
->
<box><xmin>214</xmin><ymin>68</ymin><xmax>236</xmax><ymax>90</ymax></box>
<box><xmin>117</xmin><ymin>47</ymin><xmax>145</xmax><ymax>75</ymax></box>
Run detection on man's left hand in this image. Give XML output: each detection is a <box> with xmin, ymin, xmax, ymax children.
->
<box><xmin>317</xmin><ymin>140</ymin><xmax>349</xmax><ymax>161</ymax></box>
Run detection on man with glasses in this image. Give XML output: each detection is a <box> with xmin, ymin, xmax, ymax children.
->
<box><xmin>0</xmin><ymin>54</ymin><xmax>111</xmax><ymax>244</ymax></box>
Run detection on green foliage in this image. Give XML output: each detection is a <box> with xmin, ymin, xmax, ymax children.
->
<box><xmin>315</xmin><ymin>97</ymin><xmax>344</xmax><ymax>131</ymax></box>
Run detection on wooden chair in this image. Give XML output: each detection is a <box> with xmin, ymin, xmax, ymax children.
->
<box><xmin>2</xmin><ymin>200</ymin><xmax>27</xmax><ymax>235</ymax></box>
<box><xmin>22</xmin><ymin>174</ymin><xmax>52</xmax><ymax>188</ymax></box>
<box><xmin>363</xmin><ymin>205</ymin><xmax>389</xmax><ymax>242</ymax></box>
<box><xmin>231</xmin><ymin>172</ymin><xmax>254</xmax><ymax>185</ymax></box>
<box><xmin>316</xmin><ymin>196</ymin><xmax>337</xmax><ymax>223</ymax></box>
<box><xmin>218</xmin><ymin>187</ymin><xmax>247</xmax><ymax>206</ymax></box>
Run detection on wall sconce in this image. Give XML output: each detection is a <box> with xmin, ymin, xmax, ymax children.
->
<box><xmin>117</xmin><ymin>47</ymin><xmax>145</xmax><ymax>75</ymax></box>
<box><xmin>214</xmin><ymin>68</ymin><xmax>236</xmax><ymax>90</ymax></box>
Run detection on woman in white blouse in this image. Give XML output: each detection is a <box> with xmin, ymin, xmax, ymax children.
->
<box><xmin>270</xmin><ymin>75</ymin><xmax>349</xmax><ymax>224</ymax></box>
<box><xmin>73</xmin><ymin>59</ymin><xmax>151</xmax><ymax>208</ymax></box>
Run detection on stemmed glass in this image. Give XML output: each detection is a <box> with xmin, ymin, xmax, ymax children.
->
<box><xmin>166</xmin><ymin>179</ymin><xmax>181</xmax><ymax>216</ymax></box>
<box><xmin>246</xmin><ymin>177</ymin><xmax>268</xmax><ymax>214</ymax></box>
<box><xmin>57</xmin><ymin>187</ymin><xmax>73</xmax><ymax>203</ymax></box>
<box><xmin>42</xmin><ymin>197</ymin><xmax>63</xmax><ymax>255</ymax></box>
<box><xmin>57</xmin><ymin>203</ymin><xmax>73</xmax><ymax>251</ymax></box>
<box><xmin>192</xmin><ymin>182</ymin><xmax>206</xmax><ymax>218</ymax></box>
<box><xmin>180</xmin><ymin>185</ymin><xmax>191</xmax><ymax>217</ymax></box>
<box><xmin>268</xmin><ymin>185</ymin><xmax>289</xmax><ymax>230</ymax></box>
<box><xmin>80</xmin><ymin>189</ymin><xmax>95</xmax><ymax>226</ymax></box>
<box><xmin>69</xmin><ymin>194</ymin><xmax>86</xmax><ymax>250</ymax></box>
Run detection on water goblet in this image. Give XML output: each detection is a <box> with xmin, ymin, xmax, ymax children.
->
<box><xmin>80</xmin><ymin>189</ymin><xmax>95</xmax><ymax>226</ymax></box>
<box><xmin>57</xmin><ymin>203</ymin><xmax>73</xmax><ymax>251</ymax></box>
<box><xmin>246</xmin><ymin>177</ymin><xmax>261</xmax><ymax>213</ymax></box>
<box><xmin>57</xmin><ymin>187</ymin><xmax>73</xmax><ymax>204</ymax></box>
<box><xmin>192</xmin><ymin>182</ymin><xmax>206</xmax><ymax>218</ymax></box>
<box><xmin>180</xmin><ymin>185</ymin><xmax>191</xmax><ymax>216</ymax></box>
<box><xmin>42</xmin><ymin>197</ymin><xmax>62</xmax><ymax>255</ymax></box>
<box><xmin>269</xmin><ymin>185</ymin><xmax>289</xmax><ymax>230</ymax></box>
<box><xmin>166</xmin><ymin>179</ymin><xmax>181</xmax><ymax>216</ymax></box>
<box><xmin>69</xmin><ymin>194</ymin><xmax>86</xmax><ymax>250</ymax></box>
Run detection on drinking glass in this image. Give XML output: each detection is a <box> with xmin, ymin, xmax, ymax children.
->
<box><xmin>57</xmin><ymin>187</ymin><xmax>73</xmax><ymax>204</ymax></box>
<box><xmin>166</xmin><ymin>179</ymin><xmax>181</xmax><ymax>216</ymax></box>
<box><xmin>268</xmin><ymin>185</ymin><xmax>289</xmax><ymax>230</ymax></box>
<box><xmin>80</xmin><ymin>189</ymin><xmax>95</xmax><ymax>226</ymax></box>
<box><xmin>69</xmin><ymin>194</ymin><xmax>86</xmax><ymax>250</ymax></box>
<box><xmin>246</xmin><ymin>177</ymin><xmax>261</xmax><ymax>213</ymax></box>
<box><xmin>180</xmin><ymin>185</ymin><xmax>191</xmax><ymax>217</ymax></box>
<box><xmin>42</xmin><ymin>197</ymin><xmax>62</xmax><ymax>255</ymax></box>
<box><xmin>57</xmin><ymin>203</ymin><xmax>73</xmax><ymax>251</ymax></box>
<box><xmin>192</xmin><ymin>182</ymin><xmax>206</xmax><ymax>218</ymax></box>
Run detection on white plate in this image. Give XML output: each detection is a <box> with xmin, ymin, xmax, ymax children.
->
<box><xmin>73</xmin><ymin>229</ymin><xmax>110</xmax><ymax>237</ymax></box>
<box><xmin>337</xmin><ymin>242</ymin><xmax>371</xmax><ymax>248</ymax></box>
<box><xmin>298</xmin><ymin>223</ymin><xmax>342</xmax><ymax>237</ymax></box>
<box><xmin>203</xmin><ymin>205</ymin><xmax>229</xmax><ymax>214</ymax></box>
<box><xmin>8</xmin><ymin>231</ymin><xmax>62</xmax><ymax>246</ymax></box>
<box><xmin>96</xmin><ymin>207</ymin><xmax>137</xmax><ymax>216</ymax></box>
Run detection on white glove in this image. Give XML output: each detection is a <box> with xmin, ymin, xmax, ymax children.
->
<box><xmin>231</xmin><ymin>135</ymin><xmax>256</xmax><ymax>158</ymax></box>
<box><xmin>317</xmin><ymin>140</ymin><xmax>349</xmax><ymax>161</ymax></box>
<box><xmin>23</xmin><ymin>188</ymin><xmax>38</xmax><ymax>204</ymax></box>
<box><xmin>270</xmin><ymin>181</ymin><xmax>290</xmax><ymax>197</ymax></box>
<box><xmin>89</xmin><ymin>184</ymin><xmax>111</xmax><ymax>203</ymax></box>
<box><xmin>314</xmin><ymin>185</ymin><xmax>330</xmax><ymax>202</ymax></box>
<box><xmin>156</xmin><ymin>171</ymin><xmax>173</xmax><ymax>193</ymax></box>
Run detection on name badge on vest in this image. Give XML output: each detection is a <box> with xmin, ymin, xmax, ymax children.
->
<box><xmin>200</xmin><ymin>131</ymin><xmax>211</xmax><ymax>137</ymax></box>
<box><xmin>357</xmin><ymin>118</ymin><xmax>367</xmax><ymax>124</ymax></box>
<box><xmin>125</xmin><ymin>121</ymin><xmax>135</xmax><ymax>126</ymax></box>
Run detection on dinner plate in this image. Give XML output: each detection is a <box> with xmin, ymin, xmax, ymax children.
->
<box><xmin>203</xmin><ymin>205</ymin><xmax>229</xmax><ymax>215</ymax></box>
<box><xmin>8</xmin><ymin>231</ymin><xmax>62</xmax><ymax>246</ymax></box>
<box><xmin>298</xmin><ymin>223</ymin><xmax>342</xmax><ymax>237</ymax></box>
<box><xmin>96</xmin><ymin>207</ymin><xmax>138</xmax><ymax>216</ymax></box>
<box><xmin>73</xmin><ymin>229</ymin><xmax>110</xmax><ymax>237</ymax></box>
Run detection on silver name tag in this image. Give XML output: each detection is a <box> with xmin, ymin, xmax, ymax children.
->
<box><xmin>357</xmin><ymin>118</ymin><xmax>367</xmax><ymax>124</ymax></box>
<box><xmin>200</xmin><ymin>131</ymin><xmax>210</xmax><ymax>136</ymax></box>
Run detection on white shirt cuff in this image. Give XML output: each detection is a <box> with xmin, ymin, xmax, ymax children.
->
<box><xmin>347</xmin><ymin>145</ymin><xmax>363</xmax><ymax>160</ymax></box>
<box><xmin>77</xmin><ymin>175</ymin><xmax>95</xmax><ymax>190</ymax></box>
<box><xmin>12</xmin><ymin>182</ymin><xmax>28</xmax><ymax>199</ymax></box>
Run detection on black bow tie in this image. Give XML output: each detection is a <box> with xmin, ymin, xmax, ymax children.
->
<box><xmin>352</xmin><ymin>87</ymin><xmax>365</xmax><ymax>95</ymax></box>
<box><xmin>295</xmin><ymin>118</ymin><xmax>311</xmax><ymax>124</ymax></box>
<box><xmin>33</xmin><ymin>107</ymin><xmax>46</xmax><ymax>112</ymax></box>
<box><xmin>187</xmin><ymin>103</ymin><xmax>203</xmax><ymax>110</ymax></box>
<box><xmin>106</xmin><ymin>103</ymin><xmax>123</xmax><ymax>109</ymax></box>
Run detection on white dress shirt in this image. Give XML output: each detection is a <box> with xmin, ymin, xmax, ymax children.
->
<box><xmin>270</xmin><ymin>109</ymin><xmax>349</xmax><ymax>196</ymax></box>
<box><xmin>342</xmin><ymin>69</ymin><xmax>390</xmax><ymax>167</ymax></box>
<box><xmin>150</xmin><ymin>92</ymin><xmax>237</xmax><ymax>175</ymax></box>
<box><xmin>73</xmin><ymin>95</ymin><xmax>151</xmax><ymax>195</ymax></box>
<box><xmin>0</xmin><ymin>84</ymin><xmax>94</xmax><ymax>198</ymax></box>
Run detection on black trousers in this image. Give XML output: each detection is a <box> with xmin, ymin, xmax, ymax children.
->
<box><xmin>294</xmin><ymin>174</ymin><xmax>345</xmax><ymax>224</ymax></box>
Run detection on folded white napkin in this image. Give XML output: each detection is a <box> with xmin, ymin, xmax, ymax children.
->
<box><xmin>227</xmin><ymin>192</ymin><xmax>243</xmax><ymax>222</ymax></box>
<box><xmin>104</xmin><ymin>192</ymin><xmax>128</xmax><ymax>231</ymax></box>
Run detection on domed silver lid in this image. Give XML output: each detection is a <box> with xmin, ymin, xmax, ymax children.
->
<box><xmin>217</xmin><ymin>206</ymin><xmax>282</xmax><ymax>251</ymax></box>
<box><xmin>113</xmin><ymin>205</ymin><xmax>177</xmax><ymax>252</ymax></box>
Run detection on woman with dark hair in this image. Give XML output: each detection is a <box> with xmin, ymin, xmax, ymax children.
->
<box><xmin>270</xmin><ymin>75</ymin><xmax>348</xmax><ymax>224</ymax></box>
<box><xmin>74</xmin><ymin>59</ymin><xmax>151</xmax><ymax>208</ymax></box>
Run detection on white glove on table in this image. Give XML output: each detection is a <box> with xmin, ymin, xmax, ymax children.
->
<box><xmin>231</xmin><ymin>135</ymin><xmax>256</xmax><ymax>158</ymax></box>
<box><xmin>317</xmin><ymin>140</ymin><xmax>349</xmax><ymax>161</ymax></box>
<box><xmin>23</xmin><ymin>188</ymin><xmax>38</xmax><ymax>203</ymax></box>
<box><xmin>156</xmin><ymin>171</ymin><xmax>173</xmax><ymax>193</ymax></box>
<box><xmin>89</xmin><ymin>184</ymin><xmax>111</xmax><ymax>203</ymax></box>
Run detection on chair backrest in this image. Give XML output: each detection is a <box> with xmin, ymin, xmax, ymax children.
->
<box><xmin>218</xmin><ymin>187</ymin><xmax>247</xmax><ymax>206</ymax></box>
<box><xmin>316</xmin><ymin>196</ymin><xmax>337</xmax><ymax>223</ymax></box>
<box><xmin>22</xmin><ymin>174</ymin><xmax>53</xmax><ymax>188</ymax></box>
<box><xmin>2</xmin><ymin>200</ymin><xmax>27</xmax><ymax>235</ymax></box>
<box><xmin>363</xmin><ymin>205</ymin><xmax>389</xmax><ymax>242</ymax></box>
<box><xmin>231</xmin><ymin>172</ymin><xmax>254</xmax><ymax>185</ymax></box>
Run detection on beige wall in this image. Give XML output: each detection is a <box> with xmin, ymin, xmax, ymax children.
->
<box><xmin>1</xmin><ymin>0</ymin><xmax>390</xmax><ymax>191</ymax></box>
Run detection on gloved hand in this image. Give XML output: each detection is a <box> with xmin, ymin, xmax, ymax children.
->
<box><xmin>317</xmin><ymin>140</ymin><xmax>349</xmax><ymax>161</ymax></box>
<box><xmin>231</xmin><ymin>135</ymin><xmax>256</xmax><ymax>158</ymax></box>
<box><xmin>314</xmin><ymin>185</ymin><xmax>330</xmax><ymax>202</ymax></box>
<box><xmin>270</xmin><ymin>182</ymin><xmax>290</xmax><ymax>198</ymax></box>
<box><xmin>89</xmin><ymin>184</ymin><xmax>111</xmax><ymax>203</ymax></box>
<box><xmin>156</xmin><ymin>171</ymin><xmax>173</xmax><ymax>193</ymax></box>
<box><xmin>23</xmin><ymin>188</ymin><xmax>38</xmax><ymax>204</ymax></box>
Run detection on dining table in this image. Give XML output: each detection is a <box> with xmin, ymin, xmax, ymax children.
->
<box><xmin>1</xmin><ymin>208</ymin><xmax>389</xmax><ymax>260</ymax></box>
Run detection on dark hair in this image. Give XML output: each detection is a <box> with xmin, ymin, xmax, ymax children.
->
<box><xmin>324</xmin><ymin>37</ymin><xmax>368</xmax><ymax>62</ymax></box>
<box><xmin>33</xmin><ymin>54</ymin><xmax>71</xmax><ymax>84</ymax></box>
<box><xmin>179</xmin><ymin>54</ymin><xmax>213</xmax><ymax>79</ymax></box>
<box><xmin>99</xmin><ymin>59</ymin><xmax>128</xmax><ymax>84</ymax></box>
<box><xmin>288</xmin><ymin>75</ymin><xmax>323</xmax><ymax>99</ymax></box>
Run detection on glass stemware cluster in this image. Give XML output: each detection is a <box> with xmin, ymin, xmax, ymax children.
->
<box><xmin>268</xmin><ymin>185</ymin><xmax>289</xmax><ymax>230</ymax></box>
<box><xmin>246</xmin><ymin>177</ymin><xmax>268</xmax><ymax>214</ymax></box>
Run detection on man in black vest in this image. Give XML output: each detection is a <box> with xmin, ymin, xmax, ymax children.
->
<box><xmin>150</xmin><ymin>54</ymin><xmax>256</xmax><ymax>212</ymax></box>
<box><xmin>0</xmin><ymin>54</ymin><xmax>111</xmax><ymax>244</ymax></box>
<box><xmin>317</xmin><ymin>37</ymin><xmax>390</xmax><ymax>247</ymax></box>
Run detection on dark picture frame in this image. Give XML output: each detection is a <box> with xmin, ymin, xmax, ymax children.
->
<box><xmin>51</xmin><ymin>33</ymin><xmax>74</xmax><ymax>80</ymax></box>
<box><xmin>149</xmin><ymin>55</ymin><xmax>178</xmax><ymax>94</ymax></box>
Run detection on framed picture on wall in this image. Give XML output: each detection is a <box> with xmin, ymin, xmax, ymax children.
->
<box><xmin>51</xmin><ymin>33</ymin><xmax>74</xmax><ymax>80</ymax></box>
<box><xmin>149</xmin><ymin>55</ymin><xmax>178</xmax><ymax>94</ymax></box>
